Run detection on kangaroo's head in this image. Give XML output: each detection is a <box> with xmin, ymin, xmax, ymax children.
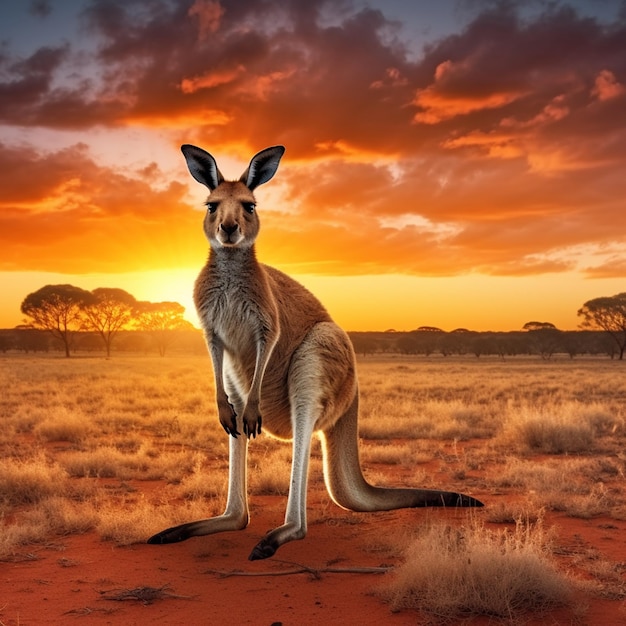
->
<box><xmin>181</xmin><ymin>144</ymin><xmax>285</xmax><ymax>249</ymax></box>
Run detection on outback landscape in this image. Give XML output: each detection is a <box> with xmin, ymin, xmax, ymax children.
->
<box><xmin>1</xmin><ymin>352</ymin><xmax>626</xmax><ymax>625</ymax></box>
<box><xmin>2</xmin><ymin>2</ymin><xmax>626</xmax><ymax>624</ymax></box>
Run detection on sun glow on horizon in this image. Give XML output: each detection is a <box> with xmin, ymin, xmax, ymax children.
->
<box><xmin>0</xmin><ymin>269</ymin><xmax>201</xmax><ymax>330</ymax></box>
<box><xmin>3</xmin><ymin>267</ymin><xmax>624</xmax><ymax>334</ymax></box>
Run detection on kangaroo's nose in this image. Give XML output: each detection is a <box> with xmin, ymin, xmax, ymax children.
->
<box><xmin>220</xmin><ymin>223</ymin><xmax>239</xmax><ymax>236</ymax></box>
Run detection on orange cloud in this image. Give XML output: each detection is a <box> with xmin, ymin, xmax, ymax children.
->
<box><xmin>0</xmin><ymin>144</ymin><xmax>206</xmax><ymax>273</ymax></box>
<box><xmin>124</xmin><ymin>108</ymin><xmax>232</xmax><ymax>128</ymax></box>
<box><xmin>180</xmin><ymin>65</ymin><xmax>245</xmax><ymax>94</ymax></box>
<box><xmin>442</xmin><ymin>130</ymin><xmax>523</xmax><ymax>159</ymax></box>
<box><xmin>413</xmin><ymin>89</ymin><xmax>522</xmax><ymax>124</ymax></box>
<box><xmin>236</xmin><ymin>68</ymin><xmax>297</xmax><ymax>101</ymax></box>
<box><xmin>413</xmin><ymin>59</ymin><xmax>524</xmax><ymax>124</ymax></box>
<box><xmin>584</xmin><ymin>260</ymin><xmax>626</xmax><ymax>278</ymax></box>
<box><xmin>1</xmin><ymin>1</ymin><xmax>625</xmax><ymax>284</ymax></box>
<box><xmin>314</xmin><ymin>140</ymin><xmax>398</xmax><ymax>163</ymax></box>
<box><xmin>591</xmin><ymin>69</ymin><xmax>625</xmax><ymax>102</ymax></box>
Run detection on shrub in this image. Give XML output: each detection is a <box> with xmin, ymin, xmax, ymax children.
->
<box><xmin>378</xmin><ymin>519</ymin><xmax>573</xmax><ymax>621</ymax></box>
<box><xmin>96</xmin><ymin>497</ymin><xmax>219</xmax><ymax>545</ymax></box>
<box><xmin>0</xmin><ymin>454</ymin><xmax>68</xmax><ymax>505</ymax></box>
<box><xmin>33</xmin><ymin>407</ymin><xmax>94</xmax><ymax>443</ymax></box>
<box><xmin>504</xmin><ymin>404</ymin><xmax>595</xmax><ymax>454</ymax></box>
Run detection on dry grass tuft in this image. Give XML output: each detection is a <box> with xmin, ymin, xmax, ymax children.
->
<box><xmin>96</xmin><ymin>496</ymin><xmax>220</xmax><ymax>545</ymax></box>
<box><xmin>361</xmin><ymin>443</ymin><xmax>414</xmax><ymax>465</ymax></box>
<box><xmin>34</xmin><ymin>408</ymin><xmax>94</xmax><ymax>443</ymax></box>
<box><xmin>0</xmin><ymin>497</ymin><xmax>98</xmax><ymax>560</ymax></box>
<box><xmin>500</xmin><ymin>402</ymin><xmax>618</xmax><ymax>454</ymax></box>
<box><xmin>0</xmin><ymin>454</ymin><xmax>68</xmax><ymax>505</ymax></box>
<box><xmin>177</xmin><ymin>457</ymin><xmax>225</xmax><ymax>499</ymax></box>
<box><xmin>60</xmin><ymin>446</ymin><xmax>199</xmax><ymax>481</ymax></box>
<box><xmin>492</xmin><ymin>457</ymin><xmax>619</xmax><ymax>518</ymax></box>
<box><xmin>378</xmin><ymin>518</ymin><xmax>573</xmax><ymax>622</ymax></box>
<box><xmin>248</xmin><ymin>454</ymin><xmax>291</xmax><ymax>496</ymax></box>
<box><xmin>61</xmin><ymin>447</ymin><xmax>132</xmax><ymax>479</ymax></box>
<box><xmin>484</xmin><ymin>502</ymin><xmax>542</xmax><ymax>524</ymax></box>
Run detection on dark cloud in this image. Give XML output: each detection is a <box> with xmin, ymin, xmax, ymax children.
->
<box><xmin>4</xmin><ymin>1</ymin><xmax>624</xmax><ymax>153</ymax></box>
<box><xmin>29</xmin><ymin>0</ymin><xmax>52</xmax><ymax>18</ymax></box>
<box><xmin>0</xmin><ymin>45</ymin><xmax>67</xmax><ymax>123</ymax></box>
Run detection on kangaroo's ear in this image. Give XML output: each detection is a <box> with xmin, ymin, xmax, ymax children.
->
<box><xmin>240</xmin><ymin>146</ymin><xmax>285</xmax><ymax>191</ymax></box>
<box><xmin>181</xmin><ymin>144</ymin><xmax>225</xmax><ymax>190</ymax></box>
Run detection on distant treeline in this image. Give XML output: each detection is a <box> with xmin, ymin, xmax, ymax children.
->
<box><xmin>0</xmin><ymin>326</ymin><xmax>620</xmax><ymax>360</ymax></box>
<box><xmin>13</xmin><ymin>285</ymin><xmax>626</xmax><ymax>360</ymax></box>
<box><xmin>349</xmin><ymin>328</ymin><xmax>620</xmax><ymax>359</ymax></box>
<box><xmin>0</xmin><ymin>327</ymin><xmax>206</xmax><ymax>357</ymax></box>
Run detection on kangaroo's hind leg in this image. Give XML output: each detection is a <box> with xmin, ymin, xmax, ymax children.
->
<box><xmin>148</xmin><ymin>386</ymin><xmax>250</xmax><ymax>544</ymax></box>
<box><xmin>248</xmin><ymin>323</ymin><xmax>357</xmax><ymax>560</ymax></box>
<box><xmin>248</xmin><ymin>407</ymin><xmax>317</xmax><ymax>560</ymax></box>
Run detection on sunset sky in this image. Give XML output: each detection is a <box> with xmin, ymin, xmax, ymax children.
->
<box><xmin>1</xmin><ymin>0</ymin><xmax>625</xmax><ymax>332</ymax></box>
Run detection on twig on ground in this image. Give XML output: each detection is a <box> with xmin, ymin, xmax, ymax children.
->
<box><xmin>201</xmin><ymin>559</ymin><xmax>392</xmax><ymax>580</ymax></box>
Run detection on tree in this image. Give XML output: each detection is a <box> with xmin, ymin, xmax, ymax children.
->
<box><xmin>13</xmin><ymin>326</ymin><xmax>51</xmax><ymax>353</ymax></box>
<box><xmin>0</xmin><ymin>331</ymin><xmax>13</xmax><ymax>353</ymax></box>
<box><xmin>523</xmin><ymin>322</ymin><xmax>562</xmax><ymax>360</ymax></box>
<box><xmin>20</xmin><ymin>284</ymin><xmax>93</xmax><ymax>357</ymax></box>
<box><xmin>522</xmin><ymin>321</ymin><xmax>557</xmax><ymax>331</ymax></box>
<box><xmin>135</xmin><ymin>301</ymin><xmax>191</xmax><ymax>356</ymax></box>
<box><xmin>577</xmin><ymin>293</ymin><xmax>626</xmax><ymax>360</ymax></box>
<box><xmin>81</xmin><ymin>288</ymin><xmax>137</xmax><ymax>357</ymax></box>
<box><xmin>348</xmin><ymin>333</ymin><xmax>379</xmax><ymax>356</ymax></box>
<box><xmin>414</xmin><ymin>327</ymin><xmax>443</xmax><ymax>356</ymax></box>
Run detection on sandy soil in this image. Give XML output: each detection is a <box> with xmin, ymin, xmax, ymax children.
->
<box><xmin>2</xmin><ymin>457</ymin><xmax>626</xmax><ymax>626</ymax></box>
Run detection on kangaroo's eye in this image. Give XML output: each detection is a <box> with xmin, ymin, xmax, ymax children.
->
<box><xmin>205</xmin><ymin>201</ymin><xmax>219</xmax><ymax>214</ymax></box>
<box><xmin>242</xmin><ymin>202</ymin><xmax>256</xmax><ymax>214</ymax></box>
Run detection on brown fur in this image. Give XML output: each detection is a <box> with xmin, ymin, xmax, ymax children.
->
<box><xmin>147</xmin><ymin>144</ymin><xmax>483</xmax><ymax>560</ymax></box>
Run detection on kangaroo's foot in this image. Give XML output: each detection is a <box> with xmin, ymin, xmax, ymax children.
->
<box><xmin>248</xmin><ymin>522</ymin><xmax>306</xmax><ymax>561</ymax></box>
<box><xmin>147</xmin><ymin>512</ymin><xmax>249</xmax><ymax>545</ymax></box>
<box><xmin>147</xmin><ymin>522</ymin><xmax>196</xmax><ymax>544</ymax></box>
<box><xmin>248</xmin><ymin>536</ymin><xmax>279</xmax><ymax>560</ymax></box>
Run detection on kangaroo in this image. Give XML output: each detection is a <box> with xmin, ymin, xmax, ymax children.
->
<box><xmin>147</xmin><ymin>145</ymin><xmax>483</xmax><ymax>560</ymax></box>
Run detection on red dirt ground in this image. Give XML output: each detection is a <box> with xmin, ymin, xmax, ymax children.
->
<box><xmin>2</xmin><ymin>468</ymin><xmax>626</xmax><ymax>626</ymax></box>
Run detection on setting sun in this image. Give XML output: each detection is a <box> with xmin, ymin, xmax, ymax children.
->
<box><xmin>1</xmin><ymin>0</ymin><xmax>624</xmax><ymax>332</ymax></box>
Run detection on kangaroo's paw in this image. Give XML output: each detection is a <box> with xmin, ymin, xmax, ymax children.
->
<box><xmin>243</xmin><ymin>414</ymin><xmax>262</xmax><ymax>439</ymax></box>
<box><xmin>218</xmin><ymin>402</ymin><xmax>240</xmax><ymax>437</ymax></box>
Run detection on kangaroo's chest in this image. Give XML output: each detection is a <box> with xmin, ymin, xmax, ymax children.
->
<box><xmin>208</xmin><ymin>288</ymin><xmax>259</xmax><ymax>348</ymax></box>
<box><xmin>196</xmin><ymin>267</ymin><xmax>275</xmax><ymax>354</ymax></box>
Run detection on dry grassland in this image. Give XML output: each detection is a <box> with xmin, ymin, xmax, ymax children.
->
<box><xmin>1</xmin><ymin>354</ymin><xmax>626</xmax><ymax>621</ymax></box>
